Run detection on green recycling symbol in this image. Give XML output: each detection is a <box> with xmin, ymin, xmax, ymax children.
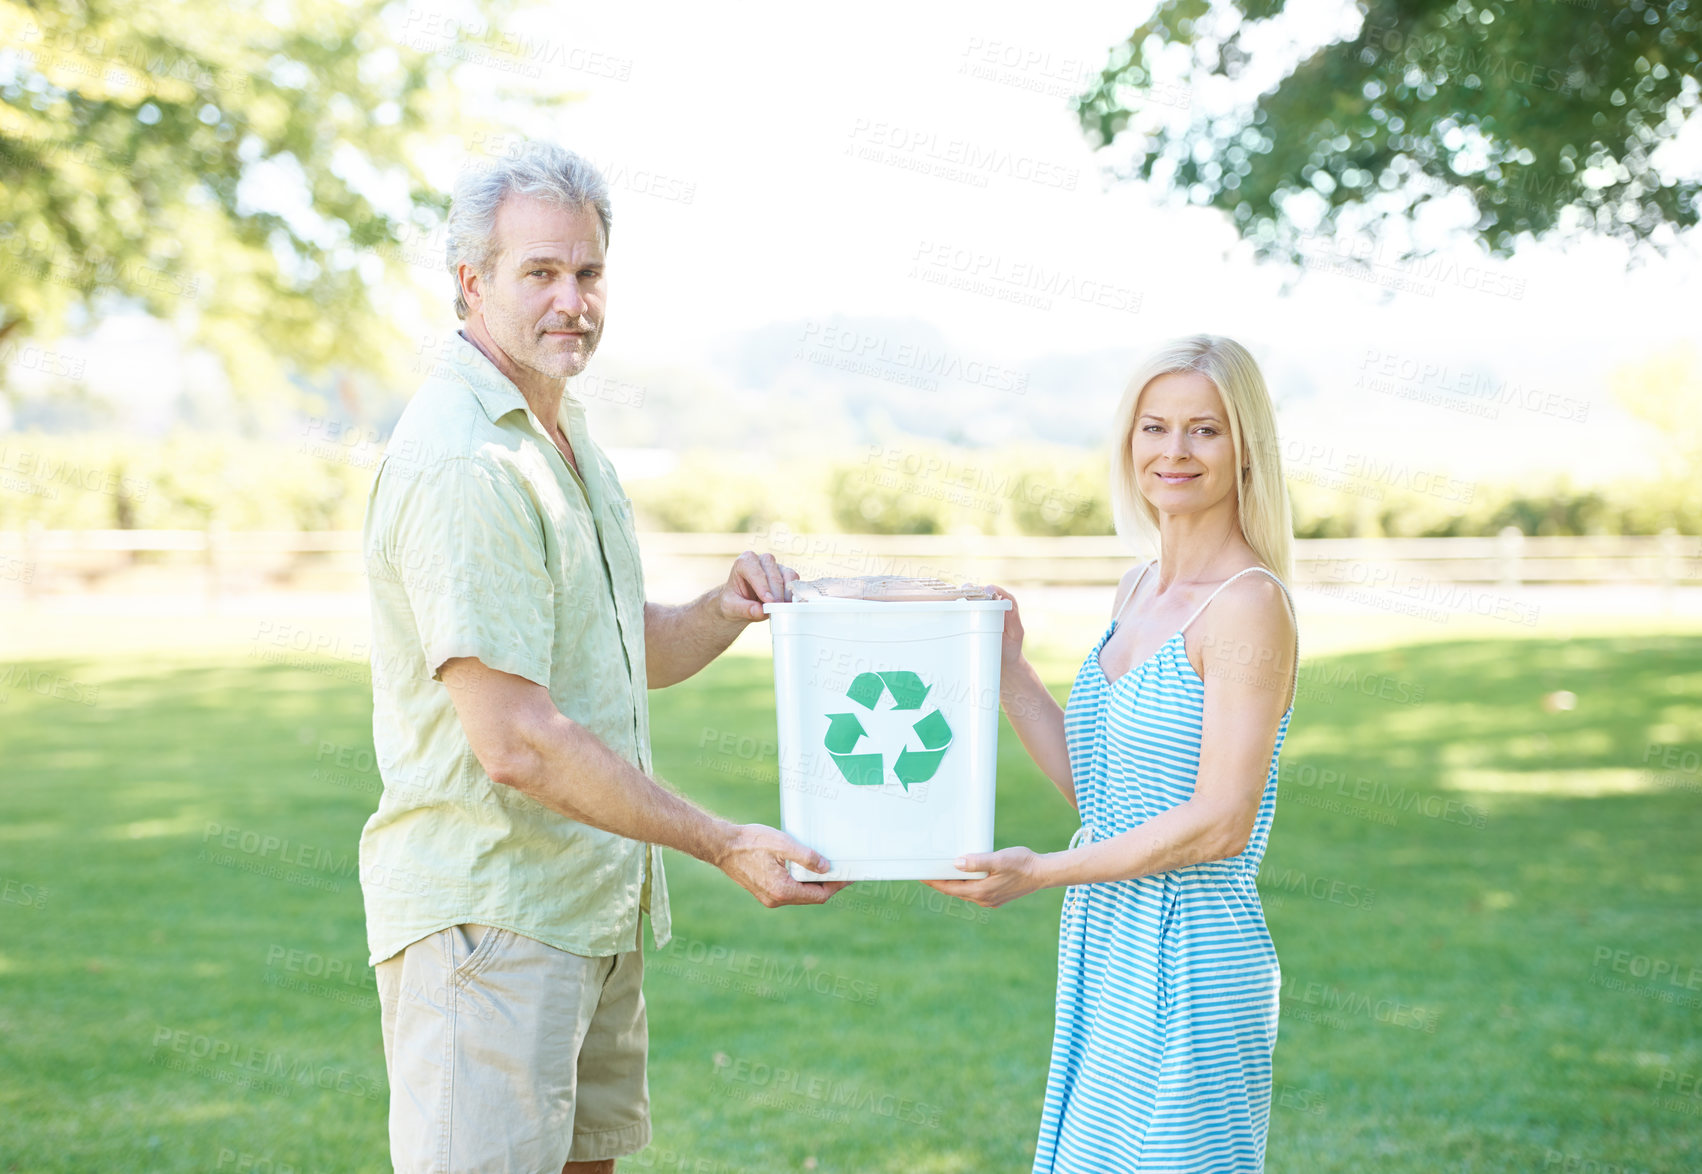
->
<box><xmin>823</xmin><ymin>670</ymin><xmax>953</xmax><ymax>789</ymax></box>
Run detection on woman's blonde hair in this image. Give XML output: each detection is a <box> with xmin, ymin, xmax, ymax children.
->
<box><xmin>1108</xmin><ymin>334</ymin><xmax>1293</xmax><ymax>583</ymax></box>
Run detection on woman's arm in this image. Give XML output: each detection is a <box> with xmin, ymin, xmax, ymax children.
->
<box><xmin>991</xmin><ymin>567</ymin><xmax>1147</xmax><ymax>809</ymax></box>
<box><xmin>991</xmin><ymin>587</ymin><xmax>1075</xmax><ymax>807</ymax></box>
<box><xmin>927</xmin><ymin>573</ymin><xmax>1296</xmax><ymax>908</ymax></box>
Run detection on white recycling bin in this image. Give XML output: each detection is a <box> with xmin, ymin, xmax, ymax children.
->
<box><xmin>762</xmin><ymin>598</ymin><xmax>1011</xmax><ymax>881</ymax></box>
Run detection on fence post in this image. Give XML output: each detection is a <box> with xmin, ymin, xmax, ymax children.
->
<box><xmin>1659</xmin><ymin>527</ymin><xmax>1680</xmax><ymax>615</ymax></box>
<box><xmin>205</xmin><ymin>521</ymin><xmax>226</xmax><ymax>607</ymax></box>
<box><xmin>1496</xmin><ymin>525</ymin><xmax>1524</xmax><ymax>590</ymax></box>
<box><xmin>23</xmin><ymin>520</ymin><xmax>42</xmax><ymax>602</ymax></box>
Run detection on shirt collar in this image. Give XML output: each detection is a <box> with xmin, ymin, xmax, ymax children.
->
<box><xmin>450</xmin><ymin>330</ymin><xmax>584</xmax><ymax>429</ymax></box>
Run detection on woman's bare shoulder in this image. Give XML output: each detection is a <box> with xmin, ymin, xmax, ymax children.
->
<box><xmin>1199</xmin><ymin>570</ymin><xmax>1296</xmax><ymax>648</ymax></box>
<box><xmin>1109</xmin><ymin>560</ymin><xmax>1153</xmax><ymax>620</ymax></box>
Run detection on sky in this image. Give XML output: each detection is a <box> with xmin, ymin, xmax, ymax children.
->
<box><xmin>398</xmin><ymin>0</ymin><xmax>1702</xmax><ymax>487</ymax></box>
<box><xmin>12</xmin><ymin>0</ymin><xmax>1701</xmax><ymax>490</ymax></box>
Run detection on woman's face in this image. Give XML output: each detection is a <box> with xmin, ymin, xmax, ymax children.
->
<box><xmin>1130</xmin><ymin>371</ymin><xmax>1240</xmax><ymax>519</ymax></box>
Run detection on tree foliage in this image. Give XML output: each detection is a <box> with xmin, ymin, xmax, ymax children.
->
<box><xmin>1612</xmin><ymin>344</ymin><xmax>1702</xmax><ymax>472</ymax></box>
<box><xmin>1077</xmin><ymin>0</ymin><xmax>1702</xmax><ymax>260</ymax></box>
<box><xmin>0</xmin><ymin>0</ymin><xmax>531</xmax><ymax>401</ymax></box>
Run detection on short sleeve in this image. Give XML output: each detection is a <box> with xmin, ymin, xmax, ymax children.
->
<box><xmin>372</xmin><ymin>456</ymin><xmax>555</xmax><ymax>687</ymax></box>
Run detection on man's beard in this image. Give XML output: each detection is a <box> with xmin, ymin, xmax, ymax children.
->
<box><xmin>493</xmin><ymin>304</ymin><xmax>600</xmax><ymax>380</ymax></box>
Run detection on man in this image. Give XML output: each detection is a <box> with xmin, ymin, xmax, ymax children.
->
<box><xmin>360</xmin><ymin>141</ymin><xmax>840</xmax><ymax>1173</ymax></box>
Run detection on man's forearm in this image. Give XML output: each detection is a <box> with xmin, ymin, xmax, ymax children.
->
<box><xmin>644</xmin><ymin>593</ymin><xmax>748</xmax><ymax>688</ymax></box>
<box><xmin>500</xmin><ymin>706</ymin><xmax>735</xmax><ymax>863</ymax></box>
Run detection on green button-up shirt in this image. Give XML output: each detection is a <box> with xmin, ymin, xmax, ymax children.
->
<box><xmin>358</xmin><ymin>330</ymin><xmax>670</xmax><ymax>966</ymax></box>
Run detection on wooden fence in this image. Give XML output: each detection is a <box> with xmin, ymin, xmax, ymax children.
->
<box><xmin>1</xmin><ymin>525</ymin><xmax>1697</xmax><ymax>598</ymax></box>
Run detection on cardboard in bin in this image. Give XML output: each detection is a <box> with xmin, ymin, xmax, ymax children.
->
<box><xmin>763</xmin><ymin>594</ymin><xmax>1010</xmax><ymax>881</ymax></box>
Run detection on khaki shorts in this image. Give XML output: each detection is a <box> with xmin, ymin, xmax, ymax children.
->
<box><xmin>375</xmin><ymin>924</ymin><xmax>650</xmax><ymax>1171</ymax></box>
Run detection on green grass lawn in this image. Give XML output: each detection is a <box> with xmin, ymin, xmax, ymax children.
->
<box><xmin>2</xmin><ymin>632</ymin><xmax>1699</xmax><ymax>1173</ymax></box>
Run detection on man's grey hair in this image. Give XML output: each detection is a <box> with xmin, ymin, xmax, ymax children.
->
<box><xmin>445</xmin><ymin>141</ymin><xmax>612</xmax><ymax>320</ymax></box>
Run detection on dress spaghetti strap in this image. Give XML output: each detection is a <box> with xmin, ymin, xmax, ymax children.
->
<box><xmin>1177</xmin><ymin>566</ymin><xmax>1301</xmax><ymax>710</ymax></box>
<box><xmin>1110</xmin><ymin>561</ymin><xmax>1154</xmax><ymax>629</ymax></box>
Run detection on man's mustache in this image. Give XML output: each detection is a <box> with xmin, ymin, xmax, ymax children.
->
<box><xmin>538</xmin><ymin>318</ymin><xmax>595</xmax><ymax>334</ymax></box>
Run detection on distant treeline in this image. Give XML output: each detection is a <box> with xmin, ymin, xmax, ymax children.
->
<box><xmin>0</xmin><ymin>433</ymin><xmax>1691</xmax><ymax>538</ymax></box>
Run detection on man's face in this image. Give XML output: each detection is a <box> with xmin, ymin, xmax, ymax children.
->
<box><xmin>464</xmin><ymin>193</ymin><xmax>607</xmax><ymax>382</ymax></box>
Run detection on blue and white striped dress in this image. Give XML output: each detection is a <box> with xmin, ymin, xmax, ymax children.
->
<box><xmin>1034</xmin><ymin>565</ymin><xmax>1296</xmax><ymax>1174</ymax></box>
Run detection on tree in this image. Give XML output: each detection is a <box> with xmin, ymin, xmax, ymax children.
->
<box><xmin>0</xmin><ymin>0</ymin><xmax>536</xmax><ymax>403</ymax></box>
<box><xmin>1076</xmin><ymin>0</ymin><xmax>1702</xmax><ymax>261</ymax></box>
<box><xmin>1613</xmin><ymin>344</ymin><xmax>1702</xmax><ymax>472</ymax></box>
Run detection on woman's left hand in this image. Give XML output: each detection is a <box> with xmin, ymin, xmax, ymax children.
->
<box><xmin>921</xmin><ymin>846</ymin><xmax>1049</xmax><ymax>909</ymax></box>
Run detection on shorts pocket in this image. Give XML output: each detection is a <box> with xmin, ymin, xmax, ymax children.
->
<box><xmin>449</xmin><ymin>924</ymin><xmax>509</xmax><ymax>985</ymax></box>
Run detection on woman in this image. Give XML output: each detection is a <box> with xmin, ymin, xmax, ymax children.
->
<box><xmin>926</xmin><ymin>335</ymin><xmax>1299</xmax><ymax>1173</ymax></box>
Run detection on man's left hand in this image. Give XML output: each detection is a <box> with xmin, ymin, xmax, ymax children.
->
<box><xmin>722</xmin><ymin>550</ymin><xmax>797</xmax><ymax>622</ymax></box>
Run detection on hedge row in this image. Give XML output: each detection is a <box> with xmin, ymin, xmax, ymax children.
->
<box><xmin>0</xmin><ymin>433</ymin><xmax>1691</xmax><ymax>537</ymax></box>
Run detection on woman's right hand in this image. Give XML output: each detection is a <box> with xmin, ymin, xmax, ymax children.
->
<box><xmin>989</xmin><ymin>584</ymin><xmax>1026</xmax><ymax>667</ymax></box>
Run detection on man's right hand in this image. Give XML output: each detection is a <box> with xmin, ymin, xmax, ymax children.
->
<box><xmin>715</xmin><ymin>823</ymin><xmax>848</xmax><ymax>907</ymax></box>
